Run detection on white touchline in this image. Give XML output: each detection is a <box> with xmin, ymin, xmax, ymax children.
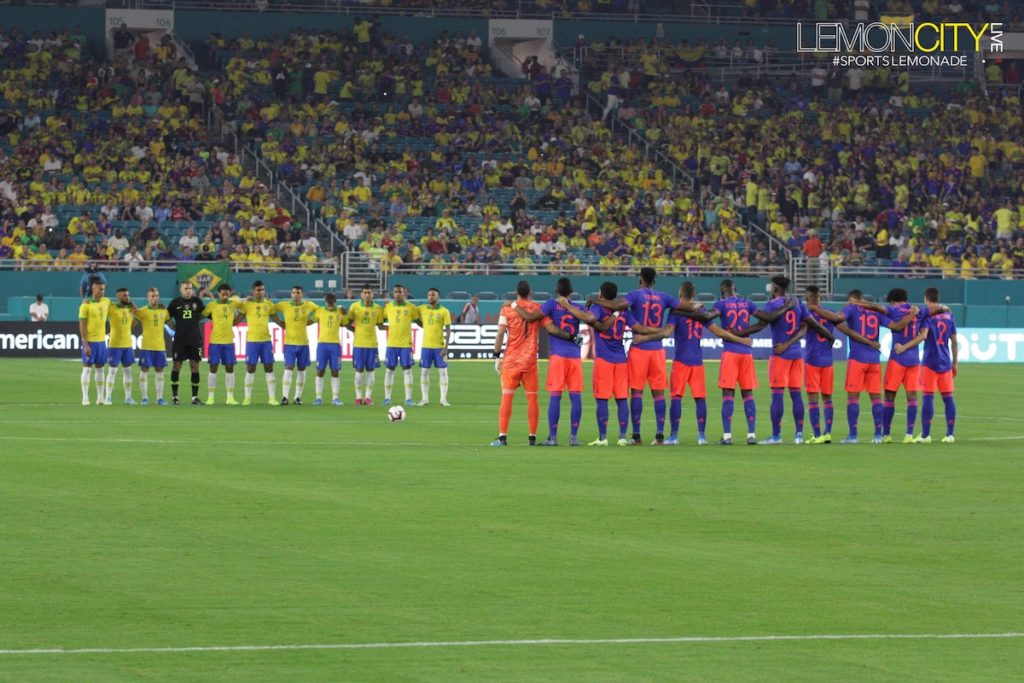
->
<box><xmin>0</xmin><ymin>632</ymin><xmax>1022</xmax><ymax>656</ymax></box>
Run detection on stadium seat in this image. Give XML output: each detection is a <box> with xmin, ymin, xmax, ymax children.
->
<box><xmin>697</xmin><ymin>293</ymin><xmax>716</xmax><ymax>303</ymax></box>
<box><xmin>504</xmin><ymin>292</ymin><xmax>517</xmax><ymax>301</ymax></box>
<box><xmin>448</xmin><ymin>291</ymin><xmax>470</xmax><ymax>300</ymax></box>
<box><xmin>475</xmin><ymin>291</ymin><xmax>498</xmax><ymax>300</ymax></box>
<box><xmin>749</xmin><ymin>293</ymin><xmax>768</xmax><ymax>303</ymax></box>
<box><xmin>533</xmin><ymin>292</ymin><xmax>552</xmax><ymax>301</ymax></box>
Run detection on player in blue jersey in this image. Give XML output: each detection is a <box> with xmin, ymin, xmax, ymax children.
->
<box><xmin>917</xmin><ymin>287</ymin><xmax>958</xmax><ymax>443</ymax></box>
<box><xmin>712</xmin><ymin>279</ymin><xmax>763</xmax><ymax>445</ymax></box>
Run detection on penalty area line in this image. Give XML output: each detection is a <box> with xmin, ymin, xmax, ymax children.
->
<box><xmin>1</xmin><ymin>632</ymin><xmax>1022</xmax><ymax>656</ymax></box>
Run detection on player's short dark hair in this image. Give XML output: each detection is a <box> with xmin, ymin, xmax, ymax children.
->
<box><xmin>771</xmin><ymin>275</ymin><xmax>790</xmax><ymax>292</ymax></box>
<box><xmin>516</xmin><ymin>280</ymin><xmax>531</xmax><ymax>297</ymax></box>
<box><xmin>681</xmin><ymin>281</ymin><xmax>696</xmax><ymax>299</ymax></box>
<box><xmin>806</xmin><ymin>285</ymin><xmax>820</xmax><ymax>295</ymax></box>
<box><xmin>325</xmin><ymin>292</ymin><xmax>336</xmax><ymax>303</ymax></box>
<box><xmin>292</xmin><ymin>285</ymin><xmax>303</xmax><ymax>292</ymax></box>
<box><xmin>555</xmin><ymin>277</ymin><xmax>572</xmax><ymax>297</ymax></box>
<box><xmin>924</xmin><ymin>287</ymin><xmax>940</xmax><ymax>303</ymax></box>
<box><xmin>428</xmin><ymin>287</ymin><xmax>440</xmax><ymax>296</ymax></box>
<box><xmin>639</xmin><ymin>267</ymin><xmax>656</xmax><ymax>285</ymax></box>
<box><xmin>115</xmin><ymin>287</ymin><xmax>128</xmax><ymax>294</ymax></box>
<box><xmin>720</xmin><ymin>278</ymin><xmax>734</xmax><ymax>294</ymax></box>
<box><xmin>600</xmin><ymin>281</ymin><xmax>617</xmax><ymax>300</ymax></box>
<box><xmin>217</xmin><ymin>283</ymin><xmax>232</xmax><ymax>292</ymax></box>
<box><xmin>392</xmin><ymin>283</ymin><xmax>403</xmax><ymax>291</ymax></box>
<box><xmin>886</xmin><ymin>287</ymin><xmax>908</xmax><ymax>303</ymax></box>
<box><xmin>847</xmin><ymin>289</ymin><xmax>863</xmax><ymax>299</ymax></box>
<box><xmin>252</xmin><ymin>280</ymin><xmax>264</xmax><ymax>288</ymax></box>
<box><xmin>361</xmin><ymin>285</ymin><xmax>373</xmax><ymax>292</ymax></box>
<box><xmin>35</xmin><ymin>294</ymin><xmax>44</xmax><ymax>302</ymax></box>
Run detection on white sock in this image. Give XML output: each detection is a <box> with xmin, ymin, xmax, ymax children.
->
<box><xmin>81</xmin><ymin>367</ymin><xmax>93</xmax><ymax>403</ymax></box>
<box><xmin>105</xmin><ymin>366</ymin><xmax>117</xmax><ymax>402</ymax></box>
<box><xmin>282</xmin><ymin>369</ymin><xmax>293</xmax><ymax>400</ymax></box>
<box><xmin>295</xmin><ymin>370</ymin><xmax>305</xmax><ymax>399</ymax></box>
<box><xmin>122</xmin><ymin>367</ymin><xmax>132</xmax><ymax>401</ymax></box>
<box><xmin>225</xmin><ymin>373</ymin><xmax>235</xmax><ymax>397</ymax></box>
<box><xmin>403</xmin><ymin>368</ymin><xmax>413</xmax><ymax>402</ymax></box>
<box><xmin>265</xmin><ymin>372</ymin><xmax>277</xmax><ymax>400</ymax></box>
<box><xmin>245</xmin><ymin>372</ymin><xmax>255</xmax><ymax>400</ymax></box>
<box><xmin>420</xmin><ymin>368</ymin><xmax>430</xmax><ymax>402</ymax></box>
<box><xmin>384</xmin><ymin>368</ymin><xmax>395</xmax><ymax>400</ymax></box>
<box><xmin>140</xmin><ymin>371</ymin><xmax>148</xmax><ymax>401</ymax></box>
<box><xmin>439</xmin><ymin>367</ymin><xmax>449</xmax><ymax>402</ymax></box>
<box><xmin>315</xmin><ymin>375</ymin><xmax>324</xmax><ymax>400</ymax></box>
<box><xmin>723</xmin><ymin>432</ymin><xmax>732</xmax><ymax>440</ymax></box>
<box><xmin>207</xmin><ymin>372</ymin><xmax>217</xmax><ymax>397</ymax></box>
<box><xmin>366</xmin><ymin>371</ymin><xmax>376</xmax><ymax>400</ymax></box>
<box><xmin>155</xmin><ymin>372</ymin><xmax>164</xmax><ymax>400</ymax></box>
<box><xmin>330</xmin><ymin>376</ymin><xmax>340</xmax><ymax>400</ymax></box>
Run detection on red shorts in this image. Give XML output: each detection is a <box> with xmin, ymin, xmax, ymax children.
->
<box><xmin>592</xmin><ymin>358</ymin><xmax>629</xmax><ymax>400</ymax></box>
<box><xmin>921</xmin><ymin>367</ymin><xmax>955</xmax><ymax>394</ymax></box>
<box><xmin>628</xmin><ymin>348</ymin><xmax>667</xmax><ymax>391</ymax></box>
<box><xmin>804</xmin><ymin>364</ymin><xmax>834</xmax><ymax>396</ymax></box>
<box><xmin>546</xmin><ymin>355</ymin><xmax>583</xmax><ymax>393</ymax></box>
<box><xmin>845</xmin><ymin>359</ymin><xmax>881</xmax><ymax>394</ymax></box>
<box><xmin>884</xmin><ymin>362</ymin><xmax>922</xmax><ymax>393</ymax></box>
<box><xmin>768</xmin><ymin>356</ymin><xmax>803</xmax><ymax>389</ymax></box>
<box><xmin>718</xmin><ymin>351</ymin><xmax>757</xmax><ymax>391</ymax></box>
<box><xmin>670</xmin><ymin>361</ymin><xmax>706</xmax><ymax>399</ymax></box>
<box><xmin>502</xmin><ymin>366</ymin><xmax>539</xmax><ymax>392</ymax></box>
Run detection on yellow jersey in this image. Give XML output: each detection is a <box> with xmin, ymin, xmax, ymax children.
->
<box><xmin>135</xmin><ymin>306</ymin><xmax>170</xmax><ymax>351</ymax></box>
<box><xmin>203</xmin><ymin>299</ymin><xmax>240</xmax><ymax>345</ymax></box>
<box><xmin>78</xmin><ymin>297</ymin><xmax>110</xmax><ymax>343</ymax></box>
<box><xmin>349</xmin><ymin>301</ymin><xmax>384</xmax><ymax>348</ymax></box>
<box><xmin>275</xmin><ymin>300</ymin><xmax>319</xmax><ymax>346</ymax></box>
<box><xmin>383</xmin><ymin>301</ymin><xmax>420</xmax><ymax>348</ymax></box>
<box><xmin>107</xmin><ymin>303</ymin><xmax>136</xmax><ymax>348</ymax></box>
<box><xmin>417</xmin><ymin>304</ymin><xmax>451</xmax><ymax>349</ymax></box>
<box><xmin>315</xmin><ymin>306</ymin><xmax>348</xmax><ymax>344</ymax></box>
<box><xmin>239</xmin><ymin>298</ymin><xmax>276</xmax><ymax>343</ymax></box>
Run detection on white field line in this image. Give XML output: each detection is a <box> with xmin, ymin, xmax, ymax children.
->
<box><xmin>0</xmin><ymin>632</ymin><xmax>1022</xmax><ymax>656</ymax></box>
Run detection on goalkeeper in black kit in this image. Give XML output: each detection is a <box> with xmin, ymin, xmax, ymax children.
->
<box><xmin>167</xmin><ymin>281</ymin><xmax>208</xmax><ymax>405</ymax></box>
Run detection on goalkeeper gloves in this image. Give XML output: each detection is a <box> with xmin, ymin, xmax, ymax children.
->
<box><xmin>571</xmin><ymin>334</ymin><xmax>584</xmax><ymax>347</ymax></box>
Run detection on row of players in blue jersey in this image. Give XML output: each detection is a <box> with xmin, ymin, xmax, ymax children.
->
<box><xmin>531</xmin><ymin>268</ymin><xmax>959</xmax><ymax>446</ymax></box>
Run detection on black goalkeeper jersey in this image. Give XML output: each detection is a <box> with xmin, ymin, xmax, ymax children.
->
<box><xmin>167</xmin><ymin>295</ymin><xmax>205</xmax><ymax>346</ymax></box>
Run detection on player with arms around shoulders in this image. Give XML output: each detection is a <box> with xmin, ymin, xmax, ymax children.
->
<box><xmin>382</xmin><ymin>284</ymin><xmax>420</xmax><ymax>407</ymax></box>
<box><xmin>202</xmin><ymin>283</ymin><xmax>241</xmax><ymax>405</ymax></box>
<box><xmin>273</xmin><ymin>285</ymin><xmax>318</xmax><ymax>405</ymax></box>
<box><xmin>105</xmin><ymin>287</ymin><xmax>139</xmax><ymax>405</ymax></box>
<box><xmin>712</xmin><ymin>279</ymin><xmax>762</xmax><ymax>445</ymax></box>
<box><xmin>491</xmin><ymin>280</ymin><xmax>581</xmax><ymax>447</ymax></box>
<box><xmin>135</xmin><ymin>287</ymin><xmax>170</xmax><ymax>405</ymax></box>
<box><xmin>167</xmin><ymin>281</ymin><xmax>207</xmax><ymax>405</ymax></box>
<box><xmin>915</xmin><ymin>287</ymin><xmax>959</xmax><ymax>443</ymax></box>
<box><xmin>313</xmin><ymin>292</ymin><xmax>348</xmax><ymax>406</ymax></box>
<box><xmin>417</xmin><ymin>288</ymin><xmax>452</xmax><ymax>406</ymax></box>
<box><xmin>238</xmin><ymin>280</ymin><xmax>278</xmax><ymax>406</ymax></box>
<box><xmin>348</xmin><ymin>286</ymin><xmax>385</xmax><ymax>405</ymax></box>
<box><xmin>78</xmin><ymin>276</ymin><xmax>111</xmax><ymax>406</ymax></box>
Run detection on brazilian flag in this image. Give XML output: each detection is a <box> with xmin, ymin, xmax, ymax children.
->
<box><xmin>178</xmin><ymin>261</ymin><xmax>230</xmax><ymax>293</ymax></box>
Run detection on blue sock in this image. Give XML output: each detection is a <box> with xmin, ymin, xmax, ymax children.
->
<box><xmin>847</xmin><ymin>398</ymin><xmax>860</xmax><ymax>438</ymax></box>
<box><xmin>569</xmin><ymin>392</ymin><xmax>582</xmax><ymax>439</ymax></box>
<box><xmin>906</xmin><ymin>399</ymin><xmax>918</xmax><ymax>436</ymax></box>
<box><xmin>871</xmin><ymin>399</ymin><xmax>884</xmax><ymax>438</ymax></box>
<box><xmin>630</xmin><ymin>392</ymin><xmax>643</xmax><ymax>436</ymax></box>
<box><xmin>883</xmin><ymin>399</ymin><xmax>895</xmax><ymax>436</ymax></box>
<box><xmin>596</xmin><ymin>399</ymin><xmax>609</xmax><ymax>440</ymax></box>
<box><xmin>722</xmin><ymin>395</ymin><xmax>734</xmax><ymax>434</ymax></box>
<box><xmin>743</xmin><ymin>395</ymin><xmax>756</xmax><ymax>434</ymax></box>
<box><xmin>790</xmin><ymin>390</ymin><xmax>804</xmax><ymax>436</ymax></box>
<box><xmin>669</xmin><ymin>397</ymin><xmax>682</xmax><ymax>437</ymax></box>
<box><xmin>922</xmin><ymin>394</ymin><xmax>934</xmax><ymax>437</ymax></box>
<box><xmin>695</xmin><ymin>398</ymin><xmax>707</xmax><ymax>438</ymax></box>
<box><xmin>809</xmin><ymin>400</ymin><xmax>821</xmax><ymax>438</ymax></box>
<box><xmin>654</xmin><ymin>396</ymin><xmax>666</xmax><ymax>435</ymax></box>
<box><xmin>548</xmin><ymin>393</ymin><xmax>561</xmax><ymax>440</ymax></box>
<box><xmin>616</xmin><ymin>398</ymin><xmax>629</xmax><ymax>439</ymax></box>
<box><xmin>770</xmin><ymin>389</ymin><xmax>784</xmax><ymax>438</ymax></box>
<box><xmin>942</xmin><ymin>393</ymin><xmax>956</xmax><ymax>436</ymax></box>
<box><xmin>824</xmin><ymin>399</ymin><xmax>834</xmax><ymax>435</ymax></box>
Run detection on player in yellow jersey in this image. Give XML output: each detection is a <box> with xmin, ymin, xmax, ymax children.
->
<box><xmin>202</xmin><ymin>283</ymin><xmax>241</xmax><ymax>405</ymax></box>
<box><xmin>416</xmin><ymin>287</ymin><xmax>452</xmax><ymax>406</ymax></box>
<box><xmin>135</xmin><ymin>287</ymin><xmax>170</xmax><ymax>405</ymax></box>
<box><xmin>382</xmin><ymin>284</ymin><xmax>420</xmax><ymax>406</ymax></box>
<box><xmin>78</xmin><ymin>276</ymin><xmax>110</xmax><ymax>405</ymax></box>
<box><xmin>273</xmin><ymin>285</ymin><xmax>319</xmax><ymax>405</ymax></box>
<box><xmin>238</xmin><ymin>280</ymin><xmax>278</xmax><ymax>406</ymax></box>
<box><xmin>348</xmin><ymin>285</ymin><xmax>385</xmax><ymax>405</ymax></box>
<box><xmin>313</xmin><ymin>292</ymin><xmax>348</xmax><ymax>406</ymax></box>
<box><xmin>105</xmin><ymin>287</ymin><xmax>138</xmax><ymax>405</ymax></box>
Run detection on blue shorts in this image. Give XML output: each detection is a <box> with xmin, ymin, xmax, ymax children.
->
<box><xmin>139</xmin><ymin>350</ymin><xmax>167</xmax><ymax>370</ymax></box>
<box><xmin>420</xmin><ymin>348</ymin><xmax>448</xmax><ymax>369</ymax></box>
<box><xmin>352</xmin><ymin>346</ymin><xmax>379</xmax><ymax>371</ymax></box>
<box><xmin>208</xmin><ymin>343</ymin><xmax>237</xmax><ymax>366</ymax></box>
<box><xmin>385</xmin><ymin>346</ymin><xmax>413</xmax><ymax>369</ymax></box>
<box><xmin>283</xmin><ymin>344</ymin><xmax>311</xmax><ymax>369</ymax></box>
<box><xmin>107</xmin><ymin>347</ymin><xmax>135</xmax><ymax>367</ymax></box>
<box><xmin>246</xmin><ymin>340</ymin><xmax>274</xmax><ymax>366</ymax></box>
<box><xmin>316</xmin><ymin>344</ymin><xmax>341</xmax><ymax>372</ymax></box>
<box><xmin>82</xmin><ymin>340</ymin><xmax>108</xmax><ymax>366</ymax></box>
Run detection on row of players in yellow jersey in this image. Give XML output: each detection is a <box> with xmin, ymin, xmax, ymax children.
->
<box><xmin>78</xmin><ymin>278</ymin><xmax>452</xmax><ymax>407</ymax></box>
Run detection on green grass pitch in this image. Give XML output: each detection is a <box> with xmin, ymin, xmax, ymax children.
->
<box><xmin>0</xmin><ymin>358</ymin><xmax>1022</xmax><ymax>681</ymax></box>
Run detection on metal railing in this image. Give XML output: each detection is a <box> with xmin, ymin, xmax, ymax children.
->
<box><xmin>373</xmin><ymin>261</ymin><xmax>792</xmax><ymax>277</ymax></box>
<box><xmin>834</xmin><ymin>264</ymin><xmax>1024</xmax><ymax>280</ymax></box>
<box><xmin>0</xmin><ymin>258</ymin><xmax>340</xmax><ymax>273</ymax></box>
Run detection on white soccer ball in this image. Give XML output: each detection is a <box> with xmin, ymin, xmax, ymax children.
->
<box><xmin>387</xmin><ymin>405</ymin><xmax>407</xmax><ymax>422</ymax></box>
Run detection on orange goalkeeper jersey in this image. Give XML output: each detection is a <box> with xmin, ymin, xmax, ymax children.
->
<box><xmin>499</xmin><ymin>300</ymin><xmax>549</xmax><ymax>373</ymax></box>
